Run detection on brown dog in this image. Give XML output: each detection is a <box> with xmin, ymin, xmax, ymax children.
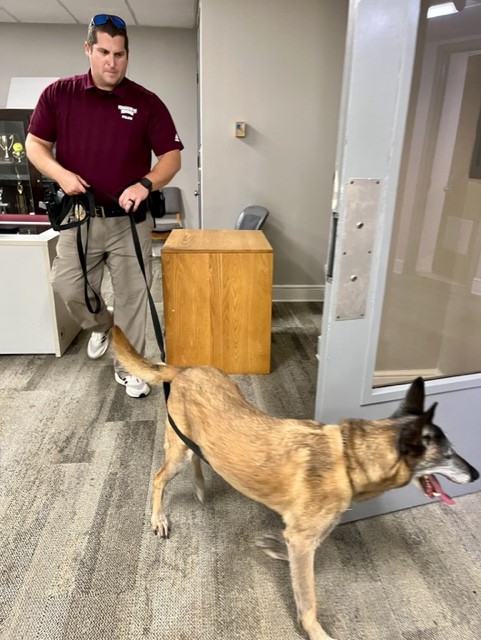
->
<box><xmin>112</xmin><ymin>325</ymin><xmax>479</xmax><ymax>640</ymax></box>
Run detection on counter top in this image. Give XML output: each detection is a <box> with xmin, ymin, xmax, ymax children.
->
<box><xmin>162</xmin><ymin>228</ymin><xmax>272</xmax><ymax>253</ymax></box>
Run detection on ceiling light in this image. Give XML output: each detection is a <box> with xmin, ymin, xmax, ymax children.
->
<box><xmin>427</xmin><ymin>2</ymin><xmax>459</xmax><ymax>18</ymax></box>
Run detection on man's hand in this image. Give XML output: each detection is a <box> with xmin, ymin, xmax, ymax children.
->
<box><xmin>26</xmin><ymin>133</ymin><xmax>90</xmax><ymax>195</ymax></box>
<box><xmin>118</xmin><ymin>182</ymin><xmax>149</xmax><ymax>213</ymax></box>
<box><xmin>119</xmin><ymin>149</ymin><xmax>181</xmax><ymax>213</ymax></box>
<box><xmin>57</xmin><ymin>171</ymin><xmax>90</xmax><ymax>195</ymax></box>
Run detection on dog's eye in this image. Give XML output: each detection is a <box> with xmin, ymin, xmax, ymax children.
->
<box><xmin>422</xmin><ymin>434</ymin><xmax>432</xmax><ymax>445</ymax></box>
<box><xmin>445</xmin><ymin>453</ymin><xmax>453</xmax><ymax>460</ymax></box>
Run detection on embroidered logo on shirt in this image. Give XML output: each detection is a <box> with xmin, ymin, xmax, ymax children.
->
<box><xmin>175</xmin><ymin>134</ymin><xmax>180</xmax><ymax>142</ymax></box>
<box><xmin>118</xmin><ymin>105</ymin><xmax>138</xmax><ymax>120</ymax></box>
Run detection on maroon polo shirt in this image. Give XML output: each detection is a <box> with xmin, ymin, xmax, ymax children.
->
<box><xmin>28</xmin><ymin>71</ymin><xmax>183</xmax><ymax>205</ymax></box>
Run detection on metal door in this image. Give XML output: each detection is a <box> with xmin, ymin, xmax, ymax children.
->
<box><xmin>315</xmin><ymin>0</ymin><xmax>481</xmax><ymax>522</ymax></box>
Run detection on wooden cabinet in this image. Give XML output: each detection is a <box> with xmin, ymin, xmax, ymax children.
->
<box><xmin>161</xmin><ymin>229</ymin><xmax>273</xmax><ymax>374</ymax></box>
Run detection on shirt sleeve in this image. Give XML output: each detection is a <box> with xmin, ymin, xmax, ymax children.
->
<box><xmin>28</xmin><ymin>82</ymin><xmax>59</xmax><ymax>143</ymax></box>
<box><xmin>148</xmin><ymin>94</ymin><xmax>184</xmax><ymax>156</ymax></box>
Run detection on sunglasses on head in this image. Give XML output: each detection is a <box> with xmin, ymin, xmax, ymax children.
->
<box><xmin>89</xmin><ymin>14</ymin><xmax>126</xmax><ymax>30</ymax></box>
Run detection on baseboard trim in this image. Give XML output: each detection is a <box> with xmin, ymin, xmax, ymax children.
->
<box><xmin>272</xmin><ymin>284</ymin><xmax>324</xmax><ymax>302</ymax></box>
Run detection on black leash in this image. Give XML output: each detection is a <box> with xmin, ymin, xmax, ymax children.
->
<box><xmin>127</xmin><ymin>212</ymin><xmax>210</xmax><ymax>465</ymax></box>
<box><xmin>45</xmin><ymin>188</ymin><xmax>101</xmax><ymax>314</ymax></box>
<box><xmin>75</xmin><ymin>191</ymin><xmax>101</xmax><ymax>314</ymax></box>
<box><xmin>77</xmin><ymin>216</ymin><xmax>102</xmax><ymax>314</ymax></box>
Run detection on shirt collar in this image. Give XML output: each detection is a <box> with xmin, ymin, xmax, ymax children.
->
<box><xmin>84</xmin><ymin>70</ymin><xmax>129</xmax><ymax>97</ymax></box>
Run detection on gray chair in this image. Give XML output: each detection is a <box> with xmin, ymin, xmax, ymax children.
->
<box><xmin>234</xmin><ymin>205</ymin><xmax>269</xmax><ymax>230</ymax></box>
<box><xmin>151</xmin><ymin>186</ymin><xmax>183</xmax><ymax>240</ymax></box>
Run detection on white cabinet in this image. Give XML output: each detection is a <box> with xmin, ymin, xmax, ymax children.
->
<box><xmin>0</xmin><ymin>228</ymin><xmax>80</xmax><ymax>356</ymax></box>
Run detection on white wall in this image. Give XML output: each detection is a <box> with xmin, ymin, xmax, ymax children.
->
<box><xmin>0</xmin><ymin>5</ymin><xmax>349</xmax><ymax>299</ymax></box>
<box><xmin>0</xmin><ymin>23</ymin><xmax>198</xmax><ymax>226</ymax></box>
<box><xmin>199</xmin><ymin>0</ymin><xmax>348</xmax><ymax>295</ymax></box>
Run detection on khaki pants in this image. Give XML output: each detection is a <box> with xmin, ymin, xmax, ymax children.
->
<box><xmin>51</xmin><ymin>215</ymin><xmax>154</xmax><ymax>367</ymax></box>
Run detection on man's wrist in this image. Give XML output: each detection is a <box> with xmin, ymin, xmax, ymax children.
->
<box><xmin>139</xmin><ymin>177</ymin><xmax>153</xmax><ymax>192</ymax></box>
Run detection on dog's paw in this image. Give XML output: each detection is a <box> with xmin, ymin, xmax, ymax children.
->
<box><xmin>255</xmin><ymin>533</ymin><xmax>289</xmax><ymax>561</ymax></box>
<box><xmin>151</xmin><ymin>513</ymin><xmax>170</xmax><ymax>538</ymax></box>
<box><xmin>303</xmin><ymin>626</ymin><xmax>337</xmax><ymax>640</ymax></box>
<box><xmin>309</xmin><ymin>626</ymin><xmax>338</xmax><ymax>640</ymax></box>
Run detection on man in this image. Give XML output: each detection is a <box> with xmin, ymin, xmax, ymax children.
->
<box><xmin>26</xmin><ymin>14</ymin><xmax>183</xmax><ymax>398</ymax></box>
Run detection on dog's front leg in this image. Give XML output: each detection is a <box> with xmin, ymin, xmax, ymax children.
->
<box><xmin>151</xmin><ymin>421</ymin><xmax>191</xmax><ymax>537</ymax></box>
<box><xmin>285</xmin><ymin>527</ymin><xmax>337</xmax><ymax>640</ymax></box>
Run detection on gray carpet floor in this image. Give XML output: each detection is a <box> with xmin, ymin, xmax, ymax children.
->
<box><xmin>1</xmin><ymin>261</ymin><xmax>480</xmax><ymax>640</ymax></box>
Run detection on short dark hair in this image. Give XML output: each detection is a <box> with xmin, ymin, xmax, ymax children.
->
<box><xmin>87</xmin><ymin>21</ymin><xmax>129</xmax><ymax>55</ymax></box>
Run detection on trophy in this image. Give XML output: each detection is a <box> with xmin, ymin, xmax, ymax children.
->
<box><xmin>0</xmin><ymin>134</ymin><xmax>15</xmax><ymax>161</ymax></box>
<box><xmin>12</xmin><ymin>141</ymin><xmax>25</xmax><ymax>163</ymax></box>
<box><xmin>15</xmin><ymin>167</ymin><xmax>27</xmax><ymax>214</ymax></box>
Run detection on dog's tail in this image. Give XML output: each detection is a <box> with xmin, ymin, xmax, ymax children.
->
<box><xmin>111</xmin><ymin>325</ymin><xmax>182</xmax><ymax>384</ymax></box>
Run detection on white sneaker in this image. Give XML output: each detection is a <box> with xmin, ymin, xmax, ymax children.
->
<box><xmin>114</xmin><ymin>372</ymin><xmax>150</xmax><ymax>398</ymax></box>
<box><xmin>87</xmin><ymin>329</ymin><xmax>110</xmax><ymax>359</ymax></box>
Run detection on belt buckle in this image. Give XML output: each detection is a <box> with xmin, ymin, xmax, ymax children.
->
<box><xmin>94</xmin><ymin>206</ymin><xmax>106</xmax><ymax>218</ymax></box>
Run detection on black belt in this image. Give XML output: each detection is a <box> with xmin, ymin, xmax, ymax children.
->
<box><xmin>93</xmin><ymin>201</ymin><xmax>148</xmax><ymax>221</ymax></box>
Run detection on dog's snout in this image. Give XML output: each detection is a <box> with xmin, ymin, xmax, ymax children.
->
<box><xmin>469</xmin><ymin>464</ymin><xmax>480</xmax><ymax>483</ymax></box>
<box><xmin>447</xmin><ymin>454</ymin><xmax>480</xmax><ymax>484</ymax></box>
<box><xmin>460</xmin><ymin>458</ymin><xmax>480</xmax><ymax>483</ymax></box>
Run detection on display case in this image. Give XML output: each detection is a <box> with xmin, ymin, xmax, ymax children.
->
<box><xmin>0</xmin><ymin>108</ymin><xmax>46</xmax><ymax>231</ymax></box>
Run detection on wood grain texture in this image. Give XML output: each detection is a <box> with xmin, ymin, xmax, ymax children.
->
<box><xmin>162</xmin><ymin>230</ymin><xmax>273</xmax><ymax>373</ymax></box>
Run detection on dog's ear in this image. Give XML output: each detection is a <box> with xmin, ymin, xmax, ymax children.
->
<box><xmin>398</xmin><ymin>403</ymin><xmax>438</xmax><ymax>457</ymax></box>
<box><xmin>420</xmin><ymin>402</ymin><xmax>438</xmax><ymax>443</ymax></box>
<box><xmin>390</xmin><ymin>377</ymin><xmax>425</xmax><ymax>418</ymax></box>
<box><xmin>424</xmin><ymin>402</ymin><xmax>437</xmax><ymax>424</ymax></box>
<box><xmin>398</xmin><ymin>413</ymin><xmax>427</xmax><ymax>457</ymax></box>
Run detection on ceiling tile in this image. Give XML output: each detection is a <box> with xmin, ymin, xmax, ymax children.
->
<box><xmin>0</xmin><ymin>0</ymin><xmax>197</xmax><ymax>28</ymax></box>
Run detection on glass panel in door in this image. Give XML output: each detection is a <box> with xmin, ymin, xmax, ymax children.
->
<box><xmin>375</xmin><ymin>6</ymin><xmax>481</xmax><ymax>386</ymax></box>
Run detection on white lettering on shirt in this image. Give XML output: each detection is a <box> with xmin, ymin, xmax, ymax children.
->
<box><xmin>118</xmin><ymin>105</ymin><xmax>138</xmax><ymax>120</ymax></box>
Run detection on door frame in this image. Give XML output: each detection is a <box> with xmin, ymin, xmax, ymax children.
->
<box><xmin>316</xmin><ymin>0</ymin><xmax>426</xmax><ymax>421</ymax></box>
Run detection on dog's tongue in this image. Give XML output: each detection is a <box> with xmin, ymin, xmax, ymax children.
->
<box><xmin>421</xmin><ymin>474</ymin><xmax>455</xmax><ymax>505</ymax></box>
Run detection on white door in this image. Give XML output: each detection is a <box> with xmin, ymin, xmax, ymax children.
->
<box><xmin>315</xmin><ymin>0</ymin><xmax>481</xmax><ymax>522</ymax></box>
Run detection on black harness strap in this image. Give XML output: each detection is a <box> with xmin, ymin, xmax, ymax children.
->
<box><xmin>164</xmin><ymin>382</ymin><xmax>210</xmax><ymax>463</ymax></box>
<box><xmin>128</xmin><ymin>213</ymin><xmax>210</xmax><ymax>466</ymax></box>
